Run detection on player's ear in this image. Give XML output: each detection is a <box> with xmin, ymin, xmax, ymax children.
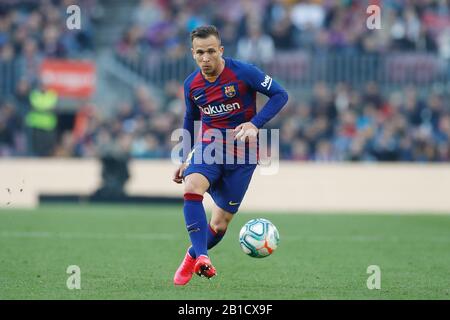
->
<box><xmin>191</xmin><ymin>47</ymin><xmax>195</xmax><ymax>59</ymax></box>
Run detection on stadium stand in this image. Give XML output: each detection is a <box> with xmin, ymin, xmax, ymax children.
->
<box><xmin>0</xmin><ymin>0</ymin><xmax>449</xmax><ymax>162</ymax></box>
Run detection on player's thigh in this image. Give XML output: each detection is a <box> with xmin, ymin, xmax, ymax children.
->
<box><xmin>210</xmin><ymin>164</ymin><xmax>257</xmax><ymax>214</ymax></box>
<box><xmin>183</xmin><ymin>159</ymin><xmax>223</xmax><ymax>195</ymax></box>
<box><xmin>210</xmin><ymin>204</ymin><xmax>234</xmax><ymax>232</ymax></box>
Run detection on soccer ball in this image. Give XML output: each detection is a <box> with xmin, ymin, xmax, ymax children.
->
<box><xmin>239</xmin><ymin>218</ymin><xmax>280</xmax><ymax>258</ymax></box>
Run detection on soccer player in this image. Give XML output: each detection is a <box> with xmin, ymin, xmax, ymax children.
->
<box><xmin>172</xmin><ymin>25</ymin><xmax>288</xmax><ymax>285</ymax></box>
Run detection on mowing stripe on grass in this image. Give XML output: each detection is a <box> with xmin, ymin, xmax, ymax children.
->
<box><xmin>0</xmin><ymin>230</ymin><xmax>180</xmax><ymax>240</ymax></box>
<box><xmin>1</xmin><ymin>231</ymin><xmax>449</xmax><ymax>243</ymax></box>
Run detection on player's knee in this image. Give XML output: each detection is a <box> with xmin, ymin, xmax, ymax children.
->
<box><xmin>184</xmin><ymin>178</ymin><xmax>207</xmax><ymax>195</ymax></box>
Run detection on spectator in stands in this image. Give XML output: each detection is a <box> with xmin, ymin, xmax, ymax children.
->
<box><xmin>25</xmin><ymin>84</ymin><xmax>58</xmax><ymax>157</ymax></box>
<box><xmin>237</xmin><ymin>21</ymin><xmax>275</xmax><ymax>64</ymax></box>
<box><xmin>2</xmin><ymin>0</ymin><xmax>450</xmax><ymax>164</ymax></box>
<box><xmin>0</xmin><ymin>100</ymin><xmax>24</xmax><ymax>156</ymax></box>
<box><xmin>265</xmin><ymin>0</ymin><xmax>299</xmax><ymax>50</ymax></box>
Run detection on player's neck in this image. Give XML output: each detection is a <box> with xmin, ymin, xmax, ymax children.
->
<box><xmin>202</xmin><ymin>58</ymin><xmax>225</xmax><ymax>83</ymax></box>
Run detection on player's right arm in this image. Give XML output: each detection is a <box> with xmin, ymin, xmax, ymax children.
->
<box><xmin>173</xmin><ymin>79</ymin><xmax>200</xmax><ymax>184</ymax></box>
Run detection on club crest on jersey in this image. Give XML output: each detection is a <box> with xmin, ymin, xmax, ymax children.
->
<box><xmin>223</xmin><ymin>84</ymin><xmax>237</xmax><ymax>98</ymax></box>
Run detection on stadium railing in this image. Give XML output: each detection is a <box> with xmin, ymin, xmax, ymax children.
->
<box><xmin>0</xmin><ymin>59</ymin><xmax>23</xmax><ymax>98</ymax></box>
<box><xmin>2</xmin><ymin>51</ymin><xmax>448</xmax><ymax>103</ymax></box>
<box><xmin>115</xmin><ymin>50</ymin><xmax>450</xmax><ymax>93</ymax></box>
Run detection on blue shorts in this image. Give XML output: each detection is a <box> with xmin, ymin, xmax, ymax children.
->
<box><xmin>183</xmin><ymin>144</ymin><xmax>257</xmax><ymax>214</ymax></box>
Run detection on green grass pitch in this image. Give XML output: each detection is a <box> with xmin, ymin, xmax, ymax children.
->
<box><xmin>0</xmin><ymin>204</ymin><xmax>449</xmax><ymax>299</ymax></box>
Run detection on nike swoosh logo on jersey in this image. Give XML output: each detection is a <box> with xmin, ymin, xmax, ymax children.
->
<box><xmin>193</xmin><ymin>94</ymin><xmax>203</xmax><ymax>101</ymax></box>
<box><xmin>229</xmin><ymin>201</ymin><xmax>240</xmax><ymax>206</ymax></box>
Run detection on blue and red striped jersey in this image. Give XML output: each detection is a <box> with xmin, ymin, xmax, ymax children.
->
<box><xmin>183</xmin><ymin>57</ymin><xmax>288</xmax><ymax>156</ymax></box>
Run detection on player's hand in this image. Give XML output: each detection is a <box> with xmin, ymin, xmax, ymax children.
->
<box><xmin>234</xmin><ymin>122</ymin><xmax>258</xmax><ymax>142</ymax></box>
<box><xmin>173</xmin><ymin>163</ymin><xmax>188</xmax><ymax>184</ymax></box>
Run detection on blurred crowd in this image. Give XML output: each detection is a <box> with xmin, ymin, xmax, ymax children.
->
<box><xmin>0</xmin><ymin>0</ymin><xmax>96</xmax><ymax>68</ymax></box>
<box><xmin>273</xmin><ymin>82</ymin><xmax>450</xmax><ymax>162</ymax></box>
<box><xmin>0</xmin><ymin>0</ymin><xmax>97</xmax><ymax>156</ymax></box>
<box><xmin>117</xmin><ymin>0</ymin><xmax>450</xmax><ymax>64</ymax></box>
<box><xmin>5</xmin><ymin>78</ymin><xmax>450</xmax><ymax>162</ymax></box>
<box><xmin>1</xmin><ymin>0</ymin><xmax>449</xmax><ymax>162</ymax></box>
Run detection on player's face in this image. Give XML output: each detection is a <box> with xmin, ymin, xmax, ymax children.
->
<box><xmin>191</xmin><ymin>35</ymin><xmax>224</xmax><ymax>76</ymax></box>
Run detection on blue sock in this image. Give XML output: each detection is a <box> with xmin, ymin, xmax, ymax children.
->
<box><xmin>188</xmin><ymin>224</ymin><xmax>226</xmax><ymax>259</ymax></box>
<box><xmin>183</xmin><ymin>193</ymin><xmax>208</xmax><ymax>258</ymax></box>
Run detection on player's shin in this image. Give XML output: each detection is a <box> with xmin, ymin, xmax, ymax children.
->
<box><xmin>188</xmin><ymin>224</ymin><xmax>226</xmax><ymax>258</ymax></box>
<box><xmin>183</xmin><ymin>193</ymin><xmax>208</xmax><ymax>258</ymax></box>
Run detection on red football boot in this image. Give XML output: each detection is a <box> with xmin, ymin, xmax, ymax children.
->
<box><xmin>173</xmin><ymin>251</ymin><xmax>196</xmax><ymax>286</ymax></box>
<box><xmin>193</xmin><ymin>255</ymin><xmax>216</xmax><ymax>279</ymax></box>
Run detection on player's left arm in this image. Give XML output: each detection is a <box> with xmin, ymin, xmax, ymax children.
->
<box><xmin>173</xmin><ymin>80</ymin><xmax>200</xmax><ymax>184</ymax></box>
<box><xmin>234</xmin><ymin>64</ymin><xmax>288</xmax><ymax>141</ymax></box>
